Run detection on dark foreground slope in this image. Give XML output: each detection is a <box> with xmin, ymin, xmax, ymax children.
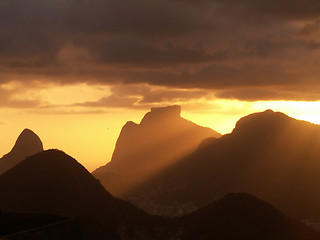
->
<box><xmin>0</xmin><ymin>129</ymin><xmax>43</xmax><ymax>175</ymax></box>
<box><xmin>0</xmin><ymin>150</ymin><xmax>170</xmax><ymax>239</ymax></box>
<box><xmin>127</xmin><ymin>110</ymin><xmax>320</xmax><ymax>220</ymax></box>
<box><xmin>0</xmin><ymin>213</ymin><xmax>66</xmax><ymax>237</ymax></box>
<box><xmin>93</xmin><ymin>105</ymin><xmax>219</xmax><ymax>197</ymax></box>
<box><xmin>0</xmin><ymin>213</ymin><xmax>114</xmax><ymax>240</ymax></box>
<box><xmin>0</xmin><ymin>150</ymin><xmax>318</xmax><ymax>239</ymax></box>
<box><xmin>180</xmin><ymin>193</ymin><xmax>320</xmax><ymax>240</ymax></box>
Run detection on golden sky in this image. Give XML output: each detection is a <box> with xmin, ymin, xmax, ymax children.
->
<box><xmin>1</xmin><ymin>0</ymin><xmax>320</xmax><ymax>171</ymax></box>
<box><xmin>1</xmin><ymin>82</ymin><xmax>320</xmax><ymax>171</ymax></box>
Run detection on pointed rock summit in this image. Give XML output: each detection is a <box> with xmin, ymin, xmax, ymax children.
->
<box><xmin>0</xmin><ymin>129</ymin><xmax>43</xmax><ymax>175</ymax></box>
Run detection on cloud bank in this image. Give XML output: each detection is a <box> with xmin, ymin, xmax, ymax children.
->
<box><xmin>1</xmin><ymin>0</ymin><xmax>320</xmax><ymax>103</ymax></box>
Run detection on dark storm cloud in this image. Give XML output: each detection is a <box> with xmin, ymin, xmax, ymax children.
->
<box><xmin>115</xmin><ymin>63</ymin><xmax>306</xmax><ymax>89</ymax></box>
<box><xmin>75</xmin><ymin>84</ymin><xmax>211</xmax><ymax>109</ymax></box>
<box><xmin>76</xmin><ymin>95</ymin><xmax>141</xmax><ymax>109</ymax></box>
<box><xmin>216</xmin><ymin>0</ymin><xmax>320</xmax><ymax>19</ymax></box>
<box><xmin>91</xmin><ymin>38</ymin><xmax>215</xmax><ymax>66</ymax></box>
<box><xmin>1</xmin><ymin>0</ymin><xmax>320</xmax><ymax>101</ymax></box>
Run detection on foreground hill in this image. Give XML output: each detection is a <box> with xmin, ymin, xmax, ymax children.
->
<box><xmin>126</xmin><ymin>110</ymin><xmax>320</xmax><ymax>220</ymax></box>
<box><xmin>93</xmin><ymin>105</ymin><xmax>220</xmax><ymax>197</ymax></box>
<box><xmin>0</xmin><ymin>128</ymin><xmax>43</xmax><ymax>175</ymax></box>
<box><xmin>2</xmin><ymin>194</ymin><xmax>318</xmax><ymax>240</ymax></box>
<box><xmin>0</xmin><ymin>149</ymin><xmax>318</xmax><ymax>239</ymax></box>
<box><xmin>180</xmin><ymin>193</ymin><xmax>320</xmax><ymax>240</ymax></box>
<box><xmin>0</xmin><ymin>150</ymin><xmax>170</xmax><ymax>239</ymax></box>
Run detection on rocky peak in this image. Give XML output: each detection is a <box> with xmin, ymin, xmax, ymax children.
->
<box><xmin>140</xmin><ymin>105</ymin><xmax>181</xmax><ymax>125</ymax></box>
<box><xmin>11</xmin><ymin>129</ymin><xmax>43</xmax><ymax>155</ymax></box>
<box><xmin>232</xmin><ymin>109</ymin><xmax>290</xmax><ymax>135</ymax></box>
<box><xmin>0</xmin><ymin>128</ymin><xmax>43</xmax><ymax>175</ymax></box>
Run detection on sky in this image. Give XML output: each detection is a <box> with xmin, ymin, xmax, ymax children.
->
<box><xmin>1</xmin><ymin>0</ymin><xmax>320</xmax><ymax>171</ymax></box>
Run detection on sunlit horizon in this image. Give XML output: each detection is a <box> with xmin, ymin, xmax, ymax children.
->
<box><xmin>1</xmin><ymin>99</ymin><xmax>320</xmax><ymax>172</ymax></box>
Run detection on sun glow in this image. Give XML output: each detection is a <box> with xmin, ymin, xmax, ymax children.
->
<box><xmin>2</xmin><ymin>82</ymin><xmax>320</xmax><ymax>171</ymax></box>
<box><xmin>252</xmin><ymin>101</ymin><xmax>320</xmax><ymax>125</ymax></box>
<box><xmin>183</xmin><ymin>100</ymin><xmax>320</xmax><ymax>135</ymax></box>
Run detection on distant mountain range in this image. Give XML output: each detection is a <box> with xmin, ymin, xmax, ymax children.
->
<box><xmin>2</xmin><ymin>109</ymin><xmax>320</xmax><ymax>239</ymax></box>
<box><xmin>0</xmin><ymin>149</ymin><xmax>318</xmax><ymax>239</ymax></box>
<box><xmin>0</xmin><ymin>129</ymin><xmax>43</xmax><ymax>175</ymax></box>
<box><xmin>126</xmin><ymin>110</ymin><xmax>320</xmax><ymax>221</ymax></box>
<box><xmin>93</xmin><ymin>105</ymin><xmax>220</xmax><ymax>197</ymax></box>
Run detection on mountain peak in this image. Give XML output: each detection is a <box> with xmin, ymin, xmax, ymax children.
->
<box><xmin>140</xmin><ymin>105</ymin><xmax>181</xmax><ymax>125</ymax></box>
<box><xmin>13</xmin><ymin>128</ymin><xmax>43</xmax><ymax>152</ymax></box>
<box><xmin>218</xmin><ymin>192</ymin><xmax>275</xmax><ymax>207</ymax></box>
<box><xmin>233</xmin><ymin>109</ymin><xmax>290</xmax><ymax>134</ymax></box>
<box><xmin>181</xmin><ymin>192</ymin><xmax>320</xmax><ymax>240</ymax></box>
<box><xmin>0</xmin><ymin>149</ymin><xmax>114</xmax><ymax>216</ymax></box>
<box><xmin>93</xmin><ymin>105</ymin><xmax>220</xmax><ymax>197</ymax></box>
<box><xmin>0</xmin><ymin>149</ymin><xmax>162</xmax><ymax>239</ymax></box>
<box><xmin>150</xmin><ymin>105</ymin><xmax>181</xmax><ymax>116</ymax></box>
<box><xmin>123</xmin><ymin>120</ymin><xmax>138</xmax><ymax>130</ymax></box>
<box><xmin>264</xmin><ymin>109</ymin><xmax>275</xmax><ymax>114</ymax></box>
<box><xmin>0</xmin><ymin>128</ymin><xmax>43</xmax><ymax>175</ymax></box>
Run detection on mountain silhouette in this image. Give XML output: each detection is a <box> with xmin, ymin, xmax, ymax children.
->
<box><xmin>180</xmin><ymin>193</ymin><xmax>320</xmax><ymax>240</ymax></box>
<box><xmin>0</xmin><ymin>149</ymin><xmax>172</xmax><ymax>239</ymax></box>
<box><xmin>0</xmin><ymin>150</ymin><xmax>319</xmax><ymax>239</ymax></box>
<box><xmin>126</xmin><ymin>110</ymin><xmax>320</xmax><ymax>220</ymax></box>
<box><xmin>0</xmin><ymin>128</ymin><xmax>43</xmax><ymax>175</ymax></box>
<box><xmin>93</xmin><ymin>105</ymin><xmax>220</xmax><ymax>197</ymax></box>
